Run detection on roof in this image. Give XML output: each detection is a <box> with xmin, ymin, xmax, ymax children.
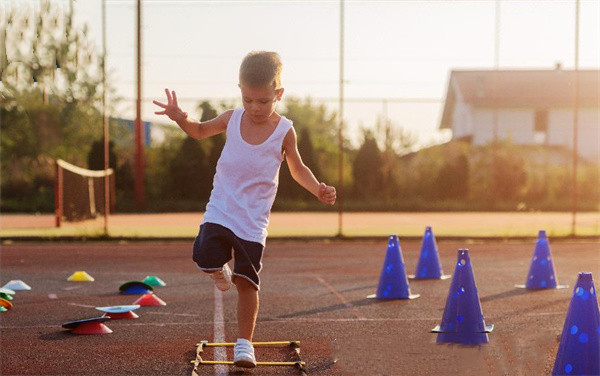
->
<box><xmin>440</xmin><ymin>69</ymin><xmax>600</xmax><ymax>129</ymax></box>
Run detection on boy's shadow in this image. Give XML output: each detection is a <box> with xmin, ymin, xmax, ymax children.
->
<box><xmin>269</xmin><ymin>297</ymin><xmax>391</xmax><ymax>319</ymax></box>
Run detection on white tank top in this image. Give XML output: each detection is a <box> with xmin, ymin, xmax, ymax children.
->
<box><xmin>202</xmin><ymin>108</ymin><xmax>293</xmax><ymax>245</ymax></box>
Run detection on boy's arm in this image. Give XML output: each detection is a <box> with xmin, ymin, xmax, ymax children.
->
<box><xmin>153</xmin><ymin>88</ymin><xmax>230</xmax><ymax>140</ymax></box>
<box><xmin>283</xmin><ymin>127</ymin><xmax>336</xmax><ymax>205</ymax></box>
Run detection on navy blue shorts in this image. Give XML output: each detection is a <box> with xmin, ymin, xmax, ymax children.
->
<box><xmin>192</xmin><ymin>222</ymin><xmax>264</xmax><ymax>290</ymax></box>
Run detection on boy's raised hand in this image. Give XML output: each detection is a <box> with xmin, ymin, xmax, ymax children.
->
<box><xmin>318</xmin><ymin>182</ymin><xmax>336</xmax><ymax>205</ymax></box>
<box><xmin>153</xmin><ymin>88</ymin><xmax>188</xmax><ymax>122</ymax></box>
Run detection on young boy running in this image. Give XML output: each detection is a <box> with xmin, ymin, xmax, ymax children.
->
<box><xmin>153</xmin><ymin>51</ymin><xmax>336</xmax><ymax>368</ymax></box>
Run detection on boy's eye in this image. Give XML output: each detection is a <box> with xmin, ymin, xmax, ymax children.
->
<box><xmin>260</xmin><ymin>100</ymin><xmax>269</xmax><ymax>104</ymax></box>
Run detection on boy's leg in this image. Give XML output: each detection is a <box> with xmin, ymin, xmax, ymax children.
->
<box><xmin>229</xmin><ymin>236</ymin><xmax>263</xmax><ymax>368</ymax></box>
<box><xmin>192</xmin><ymin>223</ymin><xmax>234</xmax><ymax>290</ymax></box>
<box><xmin>234</xmin><ymin>277</ymin><xmax>259</xmax><ymax>340</ymax></box>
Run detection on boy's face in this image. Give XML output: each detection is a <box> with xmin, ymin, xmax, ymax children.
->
<box><xmin>239</xmin><ymin>83</ymin><xmax>284</xmax><ymax>123</ymax></box>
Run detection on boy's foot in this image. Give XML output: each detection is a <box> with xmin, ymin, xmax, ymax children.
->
<box><xmin>233</xmin><ymin>338</ymin><xmax>256</xmax><ymax>368</ymax></box>
<box><xmin>211</xmin><ymin>264</ymin><xmax>232</xmax><ymax>291</ymax></box>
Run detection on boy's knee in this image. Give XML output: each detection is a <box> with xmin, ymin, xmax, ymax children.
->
<box><xmin>234</xmin><ymin>276</ymin><xmax>258</xmax><ymax>291</ymax></box>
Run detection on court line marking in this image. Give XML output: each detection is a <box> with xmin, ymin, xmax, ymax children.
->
<box><xmin>315</xmin><ymin>275</ymin><xmax>366</xmax><ymax>320</ymax></box>
<box><xmin>67</xmin><ymin>302</ymin><xmax>96</xmax><ymax>308</ymax></box>
<box><xmin>146</xmin><ymin>311</ymin><xmax>200</xmax><ymax>317</ymax></box>
<box><xmin>213</xmin><ymin>285</ymin><xmax>227</xmax><ymax>376</ymax></box>
<box><xmin>0</xmin><ymin>317</ymin><xmax>443</xmax><ymax>331</ymax></box>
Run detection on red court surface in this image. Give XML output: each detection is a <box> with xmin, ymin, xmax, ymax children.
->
<box><xmin>1</xmin><ymin>240</ymin><xmax>599</xmax><ymax>375</ymax></box>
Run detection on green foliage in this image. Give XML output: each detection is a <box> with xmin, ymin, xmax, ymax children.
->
<box><xmin>276</xmin><ymin>97</ymin><xmax>345</xmax><ymax>202</ymax></box>
<box><xmin>352</xmin><ymin>130</ymin><xmax>384</xmax><ymax>199</ymax></box>
<box><xmin>281</xmin><ymin>97</ymin><xmax>343</xmax><ymax>185</ymax></box>
<box><xmin>88</xmin><ymin>141</ymin><xmax>117</xmax><ymax>171</ymax></box>
<box><xmin>1</xmin><ymin>1</ymin><xmax>119</xmax><ymax>212</ymax></box>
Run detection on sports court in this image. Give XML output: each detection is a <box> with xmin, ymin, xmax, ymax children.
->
<box><xmin>1</xmin><ymin>238</ymin><xmax>598</xmax><ymax>375</ymax></box>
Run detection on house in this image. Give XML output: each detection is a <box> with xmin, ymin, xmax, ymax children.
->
<box><xmin>439</xmin><ymin>68</ymin><xmax>599</xmax><ymax>161</ymax></box>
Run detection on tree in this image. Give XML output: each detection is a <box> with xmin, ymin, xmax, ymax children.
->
<box><xmin>0</xmin><ymin>2</ymin><xmax>118</xmax><ymax>211</ymax></box>
<box><xmin>88</xmin><ymin>140</ymin><xmax>117</xmax><ymax>171</ymax></box>
<box><xmin>352</xmin><ymin>130</ymin><xmax>384</xmax><ymax>199</ymax></box>
<box><xmin>374</xmin><ymin>117</ymin><xmax>417</xmax><ymax>199</ymax></box>
<box><xmin>436</xmin><ymin>152</ymin><xmax>469</xmax><ymax>199</ymax></box>
<box><xmin>168</xmin><ymin>137</ymin><xmax>211</xmax><ymax>200</ymax></box>
<box><xmin>276</xmin><ymin>98</ymin><xmax>341</xmax><ymax>203</ymax></box>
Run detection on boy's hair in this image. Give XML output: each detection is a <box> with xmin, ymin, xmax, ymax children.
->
<box><xmin>239</xmin><ymin>51</ymin><xmax>282</xmax><ymax>89</ymax></box>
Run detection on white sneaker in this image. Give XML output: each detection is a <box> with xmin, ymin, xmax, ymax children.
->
<box><xmin>233</xmin><ymin>338</ymin><xmax>256</xmax><ymax>368</ymax></box>
<box><xmin>211</xmin><ymin>264</ymin><xmax>232</xmax><ymax>291</ymax></box>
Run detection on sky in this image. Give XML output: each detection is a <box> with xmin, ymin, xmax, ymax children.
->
<box><xmin>10</xmin><ymin>0</ymin><xmax>600</xmax><ymax>148</ymax></box>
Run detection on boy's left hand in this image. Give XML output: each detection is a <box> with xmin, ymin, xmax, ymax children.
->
<box><xmin>318</xmin><ymin>182</ymin><xmax>336</xmax><ymax>205</ymax></box>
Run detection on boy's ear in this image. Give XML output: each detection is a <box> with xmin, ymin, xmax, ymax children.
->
<box><xmin>276</xmin><ymin>88</ymin><xmax>284</xmax><ymax>101</ymax></box>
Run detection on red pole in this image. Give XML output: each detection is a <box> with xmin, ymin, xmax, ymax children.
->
<box><xmin>337</xmin><ymin>0</ymin><xmax>344</xmax><ymax>237</ymax></box>
<box><xmin>102</xmin><ymin>0</ymin><xmax>110</xmax><ymax>234</ymax></box>
<box><xmin>134</xmin><ymin>0</ymin><xmax>145</xmax><ymax>209</ymax></box>
<box><xmin>55</xmin><ymin>163</ymin><xmax>63</xmax><ymax>227</ymax></box>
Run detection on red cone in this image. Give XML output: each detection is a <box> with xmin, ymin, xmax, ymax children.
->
<box><xmin>71</xmin><ymin>321</ymin><xmax>113</xmax><ymax>335</ymax></box>
<box><xmin>133</xmin><ymin>293</ymin><xmax>166</xmax><ymax>306</ymax></box>
<box><xmin>104</xmin><ymin>311</ymin><xmax>139</xmax><ymax>319</ymax></box>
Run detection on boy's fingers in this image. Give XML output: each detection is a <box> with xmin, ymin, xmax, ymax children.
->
<box><xmin>172</xmin><ymin>90</ymin><xmax>178</xmax><ymax>106</ymax></box>
<box><xmin>153</xmin><ymin>100</ymin><xmax>167</xmax><ymax>108</ymax></box>
<box><xmin>165</xmin><ymin>88</ymin><xmax>172</xmax><ymax>104</ymax></box>
<box><xmin>155</xmin><ymin>110</ymin><xmax>166</xmax><ymax>115</ymax></box>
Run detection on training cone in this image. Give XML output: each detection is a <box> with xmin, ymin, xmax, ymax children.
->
<box><xmin>409</xmin><ymin>226</ymin><xmax>450</xmax><ymax>280</ymax></box>
<box><xmin>2</xmin><ymin>280</ymin><xmax>31</xmax><ymax>291</ymax></box>
<box><xmin>133</xmin><ymin>293</ymin><xmax>166</xmax><ymax>306</ymax></box>
<box><xmin>0</xmin><ymin>298</ymin><xmax>13</xmax><ymax>310</ymax></box>
<box><xmin>62</xmin><ymin>317</ymin><xmax>112</xmax><ymax>335</ymax></box>
<box><xmin>0</xmin><ymin>292</ymin><xmax>13</xmax><ymax>301</ymax></box>
<box><xmin>552</xmin><ymin>272</ymin><xmax>600</xmax><ymax>376</ymax></box>
<box><xmin>432</xmin><ymin>249</ymin><xmax>493</xmax><ymax>345</ymax></box>
<box><xmin>119</xmin><ymin>281</ymin><xmax>154</xmax><ymax>295</ymax></box>
<box><xmin>367</xmin><ymin>235</ymin><xmax>419</xmax><ymax>299</ymax></box>
<box><xmin>96</xmin><ymin>305</ymin><xmax>141</xmax><ymax>320</ymax></box>
<box><xmin>67</xmin><ymin>271</ymin><xmax>95</xmax><ymax>282</ymax></box>
<box><xmin>142</xmin><ymin>275</ymin><xmax>166</xmax><ymax>287</ymax></box>
<box><xmin>516</xmin><ymin>230</ymin><xmax>567</xmax><ymax>290</ymax></box>
<box><xmin>0</xmin><ymin>288</ymin><xmax>15</xmax><ymax>295</ymax></box>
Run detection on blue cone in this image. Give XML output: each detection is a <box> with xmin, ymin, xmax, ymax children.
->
<box><xmin>368</xmin><ymin>235</ymin><xmax>419</xmax><ymax>299</ymax></box>
<box><xmin>432</xmin><ymin>249</ymin><xmax>493</xmax><ymax>345</ymax></box>
<box><xmin>552</xmin><ymin>272</ymin><xmax>600</xmax><ymax>376</ymax></box>
<box><xmin>410</xmin><ymin>226</ymin><xmax>450</xmax><ymax>280</ymax></box>
<box><xmin>516</xmin><ymin>230</ymin><xmax>567</xmax><ymax>290</ymax></box>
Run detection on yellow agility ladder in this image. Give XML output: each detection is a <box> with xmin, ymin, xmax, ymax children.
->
<box><xmin>191</xmin><ymin>340</ymin><xmax>306</xmax><ymax>375</ymax></box>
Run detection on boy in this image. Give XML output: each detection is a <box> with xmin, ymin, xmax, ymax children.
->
<box><xmin>153</xmin><ymin>51</ymin><xmax>336</xmax><ymax>368</ymax></box>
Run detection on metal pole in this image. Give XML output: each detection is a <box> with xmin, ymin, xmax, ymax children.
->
<box><xmin>338</xmin><ymin>0</ymin><xmax>344</xmax><ymax>237</ymax></box>
<box><xmin>102</xmin><ymin>0</ymin><xmax>109</xmax><ymax>234</ymax></box>
<box><xmin>571</xmin><ymin>0</ymin><xmax>580</xmax><ymax>235</ymax></box>
<box><xmin>134</xmin><ymin>0</ymin><xmax>145</xmax><ymax>209</ymax></box>
<box><xmin>491</xmin><ymin>0</ymin><xmax>500</xmax><ymax>206</ymax></box>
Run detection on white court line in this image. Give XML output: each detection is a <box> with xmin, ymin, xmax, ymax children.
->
<box><xmin>315</xmin><ymin>275</ymin><xmax>366</xmax><ymax>320</ymax></box>
<box><xmin>1</xmin><ymin>322</ymin><xmax>213</xmax><ymax>330</ymax></box>
<box><xmin>213</xmin><ymin>285</ymin><xmax>228</xmax><ymax>376</ymax></box>
<box><xmin>146</xmin><ymin>311</ymin><xmax>201</xmax><ymax>317</ymax></box>
<box><xmin>67</xmin><ymin>302</ymin><xmax>96</xmax><ymax>308</ymax></box>
<box><xmin>61</xmin><ymin>286</ymin><xmax>83</xmax><ymax>291</ymax></box>
<box><xmin>1</xmin><ymin>317</ymin><xmax>445</xmax><ymax>331</ymax></box>
<box><xmin>525</xmin><ymin>312</ymin><xmax>564</xmax><ymax>316</ymax></box>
